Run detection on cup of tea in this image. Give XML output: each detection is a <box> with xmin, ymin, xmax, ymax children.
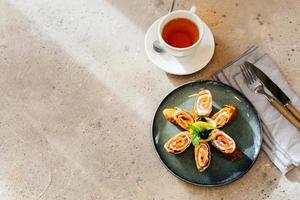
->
<box><xmin>157</xmin><ymin>6</ymin><xmax>205</xmax><ymax>57</ymax></box>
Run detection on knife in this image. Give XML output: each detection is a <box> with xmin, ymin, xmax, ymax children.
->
<box><xmin>245</xmin><ymin>61</ymin><xmax>300</xmax><ymax>122</ymax></box>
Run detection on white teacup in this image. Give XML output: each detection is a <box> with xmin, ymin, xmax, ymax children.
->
<box><xmin>157</xmin><ymin>6</ymin><xmax>205</xmax><ymax>57</ymax></box>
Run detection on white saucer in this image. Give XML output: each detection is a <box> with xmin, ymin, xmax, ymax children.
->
<box><xmin>145</xmin><ymin>17</ymin><xmax>215</xmax><ymax>75</ymax></box>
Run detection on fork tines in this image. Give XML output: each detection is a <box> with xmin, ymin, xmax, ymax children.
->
<box><xmin>240</xmin><ymin>62</ymin><xmax>257</xmax><ymax>85</ymax></box>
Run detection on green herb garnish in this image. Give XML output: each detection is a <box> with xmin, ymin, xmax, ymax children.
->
<box><xmin>188</xmin><ymin>124</ymin><xmax>205</xmax><ymax>147</ymax></box>
<box><xmin>188</xmin><ymin>122</ymin><xmax>215</xmax><ymax>147</ymax></box>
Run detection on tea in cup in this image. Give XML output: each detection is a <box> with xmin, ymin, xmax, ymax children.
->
<box><xmin>157</xmin><ymin>6</ymin><xmax>205</xmax><ymax>57</ymax></box>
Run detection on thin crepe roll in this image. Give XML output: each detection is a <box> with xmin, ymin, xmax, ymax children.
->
<box><xmin>211</xmin><ymin>105</ymin><xmax>237</xmax><ymax>128</ymax></box>
<box><xmin>164</xmin><ymin>131</ymin><xmax>192</xmax><ymax>154</ymax></box>
<box><xmin>194</xmin><ymin>142</ymin><xmax>211</xmax><ymax>172</ymax></box>
<box><xmin>163</xmin><ymin>107</ymin><xmax>194</xmax><ymax>130</ymax></box>
<box><xmin>193</xmin><ymin>90</ymin><xmax>213</xmax><ymax>118</ymax></box>
<box><xmin>211</xmin><ymin>129</ymin><xmax>236</xmax><ymax>154</ymax></box>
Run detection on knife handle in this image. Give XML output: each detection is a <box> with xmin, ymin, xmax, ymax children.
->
<box><xmin>269</xmin><ymin>97</ymin><xmax>300</xmax><ymax>130</ymax></box>
<box><xmin>286</xmin><ymin>103</ymin><xmax>300</xmax><ymax>122</ymax></box>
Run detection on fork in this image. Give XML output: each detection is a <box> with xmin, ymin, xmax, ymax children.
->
<box><xmin>240</xmin><ymin>64</ymin><xmax>300</xmax><ymax>130</ymax></box>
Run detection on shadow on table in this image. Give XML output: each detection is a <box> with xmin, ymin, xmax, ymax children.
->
<box><xmin>4</xmin><ymin>1</ymin><xmax>294</xmax><ymax>199</ymax></box>
<box><xmin>286</xmin><ymin>167</ymin><xmax>300</xmax><ymax>183</ymax></box>
<box><xmin>104</xmin><ymin>0</ymin><xmax>192</xmax><ymax>32</ymax></box>
<box><xmin>1</xmin><ymin>1</ymin><xmax>156</xmax><ymax>199</ymax></box>
<box><xmin>178</xmin><ymin>152</ymin><xmax>281</xmax><ymax>199</ymax></box>
<box><xmin>164</xmin><ymin>34</ymin><xmax>242</xmax><ymax>87</ymax></box>
<box><xmin>105</xmin><ymin>0</ymin><xmax>245</xmax><ymax>87</ymax></box>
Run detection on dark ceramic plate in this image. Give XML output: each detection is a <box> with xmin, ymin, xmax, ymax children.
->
<box><xmin>152</xmin><ymin>80</ymin><xmax>262</xmax><ymax>186</ymax></box>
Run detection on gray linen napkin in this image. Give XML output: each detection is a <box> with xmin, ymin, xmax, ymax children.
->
<box><xmin>212</xmin><ymin>46</ymin><xmax>300</xmax><ymax>174</ymax></box>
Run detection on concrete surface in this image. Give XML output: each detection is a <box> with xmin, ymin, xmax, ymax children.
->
<box><xmin>0</xmin><ymin>0</ymin><xmax>300</xmax><ymax>199</ymax></box>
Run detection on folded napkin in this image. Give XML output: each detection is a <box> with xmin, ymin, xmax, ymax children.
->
<box><xmin>212</xmin><ymin>46</ymin><xmax>300</xmax><ymax>174</ymax></box>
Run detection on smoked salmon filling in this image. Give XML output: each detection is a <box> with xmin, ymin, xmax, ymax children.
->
<box><xmin>211</xmin><ymin>105</ymin><xmax>236</xmax><ymax>128</ymax></box>
<box><xmin>164</xmin><ymin>131</ymin><xmax>192</xmax><ymax>154</ymax></box>
<box><xmin>211</xmin><ymin>129</ymin><xmax>236</xmax><ymax>154</ymax></box>
<box><xmin>193</xmin><ymin>90</ymin><xmax>213</xmax><ymax>118</ymax></box>
<box><xmin>163</xmin><ymin>107</ymin><xmax>194</xmax><ymax>130</ymax></box>
<box><xmin>194</xmin><ymin>142</ymin><xmax>211</xmax><ymax>172</ymax></box>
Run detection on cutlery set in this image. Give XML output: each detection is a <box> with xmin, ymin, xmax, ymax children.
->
<box><xmin>240</xmin><ymin>62</ymin><xmax>300</xmax><ymax>130</ymax></box>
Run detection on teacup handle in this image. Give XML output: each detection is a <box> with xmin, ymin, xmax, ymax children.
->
<box><xmin>190</xmin><ymin>6</ymin><xmax>197</xmax><ymax>13</ymax></box>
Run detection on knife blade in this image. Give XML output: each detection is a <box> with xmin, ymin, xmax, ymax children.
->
<box><xmin>245</xmin><ymin>61</ymin><xmax>300</xmax><ymax>121</ymax></box>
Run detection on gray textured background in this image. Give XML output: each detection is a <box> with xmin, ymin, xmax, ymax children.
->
<box><xmin>0</xmin><ymin>0</ymin><xmax>299</xmax><ymax>199</ymax></box>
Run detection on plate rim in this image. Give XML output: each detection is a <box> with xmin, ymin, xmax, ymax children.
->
<box><xmin>151</xmin><ymin>80</ymin><xmax>263</xmax><ymax>187</ymax></box>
